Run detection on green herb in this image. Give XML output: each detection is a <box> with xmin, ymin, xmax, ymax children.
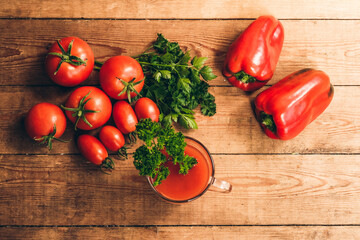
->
<box><xmin>134</xmin><ymin>34</ymin><xmax>217</xmax><ymax>129</ymax></box>
<box><xmin>133</xmin><ymin>119</ymin><xmax>198</xmax><ymax>186</ymax></box>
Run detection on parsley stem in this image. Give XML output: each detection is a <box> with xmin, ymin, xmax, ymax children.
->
<box><xmin>132</xmin><ymin>45</ymin><xmax>155</xmax><ymax>59</ymax></box>
<box><xmin>137</xmin><ymin>61</ymin><xmax>193</xmax><ymax>69</ymax></box>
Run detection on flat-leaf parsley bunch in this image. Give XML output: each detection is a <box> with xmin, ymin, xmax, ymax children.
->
<box><xmin>133</xmin><ymin>119</ymin><xmax>197</xmax><ymax>186</ymax></box>
<box><xmin>135</xmin><ymin>34</ymin><xmax>217</xmax><ymax>129</ymax></box>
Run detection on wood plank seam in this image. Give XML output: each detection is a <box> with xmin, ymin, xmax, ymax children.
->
<box><xmin>1</xmin><ymin>20</ymin><xmax>359</xmax><ymax>86</ymax></box>
<box><xmin>0</xmin><ymin>17</ymin><xmax>353</xmax><ymax>22</ymax></box>
<box><xmin>2</xmin><ymin>224</ymin><xmax>360</xmax><ymax>227</ymax></box>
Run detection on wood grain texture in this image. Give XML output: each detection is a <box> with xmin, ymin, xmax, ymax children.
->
<box><xmin>1</xmin><ymin>3</ymin><xmax>359</xmax><ymax>237</ymax></box>
<box><xmin>0</xmin><ymin>86</ymin><xmax>358</xmax><ymax>154</ymax></box>
<box><xmin>0</xmin><ymin>20</ymin><xmax>359</xmax><ymax>86</ymax></box>
<box><xmin>1</xmin><ymin>226</ymin><xmax>360</xmax><ymax>240</ymax></box>
<box><xmin>1</xmin><ymin>0</ymin><xmax>360</xmax><ymax>19</ymax></box>
<box><xmin>2</xmin><ymin>154</ymin><xmax>360</xmax><ymax>225</ymax></box>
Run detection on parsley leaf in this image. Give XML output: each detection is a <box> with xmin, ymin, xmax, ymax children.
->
<box><xmin>178</xmin><ymin>78</ymin><xmax>191</xmax><ymax>94</ymax></box>
<box><xmin>159</xmin><ymin>70</ymin><xmax>171</xmax><ymax>79</ymax></box>
<box><xmin>135</xmin><ymin>34</ymin><xmax>217</xmax><ymax>129</ymax></box>
<box><xmin>200</xmin><ymin>66</ymin><xmax>217</xmax><ymax>81</ymax></box>
<box><xmin>179</xmin><ymin>51</ymin><xmax>192</xmax><ymax>65</ymax></box>
<box><xmin>178</xmin><ymin>113</ymin><xmax>198</xmax><ymax>129</ymax></box>
<box><xmin>133</xmin><ymin>119</ymin><xmax>198</xmax><ymax>186</ymax></box>
<box><xmin>191</xmin><ymin>56</ymin><xmax>208</xmax><ymax>70</ymax></box>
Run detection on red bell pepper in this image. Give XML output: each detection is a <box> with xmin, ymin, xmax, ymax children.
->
<box><xmin>254</xmin><ymin>68</ymin><xmax>334</xmax><ymax>140</ymax></box>
<box><xmin>223</xmin><ymin>15</ymin><xmax>284</xmax><ymax>92</ymax></box>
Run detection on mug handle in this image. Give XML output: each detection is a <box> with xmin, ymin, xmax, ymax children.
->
<box><xmin>209</xmin><ymin>177</ymin><xmax>232</xmax><ymax>193</ymax></box>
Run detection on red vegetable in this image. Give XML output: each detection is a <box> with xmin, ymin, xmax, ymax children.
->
<box><xmin>254</xmin><ymin>68</ymin><xmax>334</xmax><ymax>140</ymax></box>
<box><xmin>45</xmin><ymin>37</ymin><xmax>94</xmax><ymax>87</ymax></box>
<box><xmin>223</xmin><ymin>15</ymin><xmax>284</xmax><ymax>92</ymax></box>
<box><xmin>62</xmin><ymin>86</ymin><xmax>112</xmax><ymax>130</ymax></box>
<box><xmin>25</xmin><ymin>102</ymin><xmax>67</xmax><ymax>150</ymax></box>
<box><xmin>134</xmin><ymin>97</ymin><xmax>160</xmax><ymax>122</ymax></box>
<box><xmin>99</xmin><ymin>125</ymin><xmax>127</xmax><ymax>159</ymax></box>
<box><xmin>113</xmin><ymin>101</ymin><xmax>138</xmax><ymax>142</ymax></box>
<box><xmin>99</xmin><ymin>55</ymin><xmax>144</xmax><ymax>102</ymax></box>
<box><xmin>77</xmin><ymin>134</ymin><xmax>114</xmax><ymax>173</ymax></box>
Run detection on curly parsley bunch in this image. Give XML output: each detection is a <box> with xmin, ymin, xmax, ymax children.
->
<box><xmin>135</xmin><ymin>34</ymin><xmax>217</xmax><ymax>129</ymax></box>
<box><xmin>133</xmin><ymin>119</ymin><xmax>197</xmax><ymax>186</ymax></box>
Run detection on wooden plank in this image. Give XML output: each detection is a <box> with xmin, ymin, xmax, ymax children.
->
<box><xmin>1</xmin><ymin>226</ymin><xmax>360</xmax><ymax>240</ymax></box>
<box><xmin>1</xmin><ymin>0</ymin><xmax>359</xmax><ymax>19</ymax></box>
<box><xmin>0</xmin><ymin>86</ymin><xmax>358</xmax><ymax>154</ymax></box>
<box><xmin>0</xmin><ymin>20</ymin><xmax>359</xmax><ymax>86</ymax></box>
<box><xmin>2</xmin><ymin>154</ymin><xmax>360</xmax><ymax>225</ymax></box>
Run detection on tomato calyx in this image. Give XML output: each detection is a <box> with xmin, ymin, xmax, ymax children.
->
<box><xmin>117</xmin><ymin>77</ymin><xmax>143</xmax><ymax>103</ymax></box>
<box><xmin>48</xmin><ymin>39</ymin><xmax>87</xmax><ymax>75</ymax></box>
<box><xmin>117</xmin><ymin>146</ymin><xmax>128</xmax><ymax>160</ymax></box>
<box><xmin>61</xmin><ymin>91</ymin><xmax>100</xmax><ymax>130</ymax></box>
<box><xmin>100</xmin><ymin>157</ymin><xmax>115</xmax><ymax>174</ymax></box>
<box><xmin>127</xmin><ymin>132</ymin><xmax>137</xmax><ymax>144</ymax></box>
<box><xmin>34</xmin><ymin>124</ymin><xmax>70</xmax><ymax>150</ymax></box>
<box><xmin>93</xmin><ymin>60</ymin><xmax>103</xmax><ymax>71</ymax></box>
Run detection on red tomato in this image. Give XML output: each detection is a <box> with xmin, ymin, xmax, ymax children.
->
<box><xmin>25</xmin><ymin>102</ymin><xmax>67</xmax><ymax>150</ymax></box>
<box><xmin>77</xmin><ymin>134</ymin><xmax>114</xmax><ymax>173</ymax></box>
<box><xmin>62</xmin><ymin>86</ymin><xmax>112</xmax><ymax>130</ymax></box>
<box><xmin>45</xmin><ymin>36</ymin><xmax>94</xmax><ymax>87</ymax></box>
<box><xmin>99</xmin><ymin>125</ymin><xmax>127</xmax><ymax>158</ymax></box>
<box><xmin>99</xmin><ymin>55</ymin><xmax>144</xmax><ymax>101</ymax></box>
<box><xmin>134</xmin><ymin>97</ymin><xmax>160</xmax><ymax>122</ymax></box>
<box><xmin>113</xmin><ymin>101</ymin><xmax>138</xmax><ymax>142</ymax></box>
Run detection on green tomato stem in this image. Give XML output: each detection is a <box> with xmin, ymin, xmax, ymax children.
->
<box><xmin>117</xmin><ymin>77</ymin><xmax>143</xmax><ymax>103</ymax></box>
<box><xmin>100</xmin><ymin>157</ymin><xmax>115</xmax><ymax>174</ymax></box>
<box><xmin>117</xmin><ymin>146</ymin><xmax>128</xmax><ymax>160</ymax></box>
<box><xmin>61</xmin><ymin>91</ymin><xmax>100</xmax><ymax>131</ymax></box>
<box><xmin>94</xmin><ymin>60</ymin><xmax>103</xmax><ymax>71</ymax></box>
<box><xmin>127</xmin><ymin>132</ymin><xmax>137</xmax><ymax>144</ymax></box>
<box><xmin>48</xmin><ymin>39</ymin><xmax>87</xmax><ymax>76</ymax></box>
<box><xmin>34</xmin><ymin>124</ymin><xmax>70</xmax><ymax>150</ymax></box>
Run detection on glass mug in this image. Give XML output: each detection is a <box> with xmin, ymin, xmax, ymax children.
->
<box><xmin>147</xmin><ymin>136</ymin><xmax>232</xmax><ymax>203</ymax></box>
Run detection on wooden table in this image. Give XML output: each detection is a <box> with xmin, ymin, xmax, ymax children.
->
<box><xmin>1</xmin><ymin>1</ymin><xmax>360</xmax><ymax>239</ymax></box>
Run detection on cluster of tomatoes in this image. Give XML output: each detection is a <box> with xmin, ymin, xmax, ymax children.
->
<box><xmin>24</xmin><ymin>37</ymin><xmax>160</xmax><ymax>173</ymax></box>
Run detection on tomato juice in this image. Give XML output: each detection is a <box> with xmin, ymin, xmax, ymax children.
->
<box><xmin>151</xmin><ymin>138</ymin><xmax>214</xmax><ymax>202</ymax></box>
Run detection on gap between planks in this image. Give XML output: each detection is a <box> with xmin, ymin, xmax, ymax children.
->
<box><xmin>1</xmin><ymin>18</ymin><xmax>360</xmax><ymax>21</ymax></box>
<box><xmin>2</xmin><ymin>224</ymin><xmax>360</xmax><ymax>227</ymax></box>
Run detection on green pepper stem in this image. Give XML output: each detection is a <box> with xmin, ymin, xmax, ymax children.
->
<box><xmin>234</xmin><ymin>71</ymin><xmax>257</xmax><ymax>83</ymax></box>
<box><xmin>260</xmin><ymin>112</ymin><xmax>276</xmax><ymax>133</ymax></box>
